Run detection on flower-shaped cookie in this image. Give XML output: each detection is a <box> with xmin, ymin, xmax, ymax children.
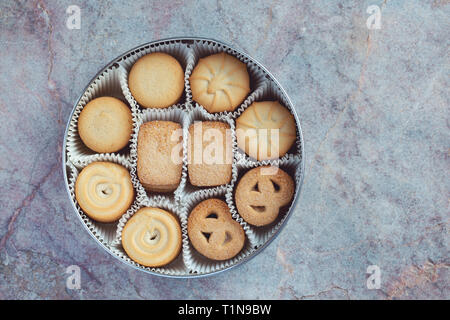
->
<box><xmin>190</xmin><ymin>52</ymin><xmax>250</xmax><ymax>113</ymax></box>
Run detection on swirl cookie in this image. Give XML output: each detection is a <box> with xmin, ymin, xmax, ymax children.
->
<box><xmin>75</xmin><ymin>162</ymin><xmax>134</xmax><ymax>223</ymax></box>
<box><xmin>188</xmin><ymin>199</ymin><xmax>245</xmax><ymax>260</ymax></box>
<box><xmin>128</xmin><ymin>52</ymin><xmax>184</xmax><ymax>108</ymax></box>
<box><xmin>78</xmin><ymin>97</ymin><xmax>133</xmax><ymax>153</ymax></box>
<box><xmin>236</xmin><ymin>101</ymin><xmax>296</xmax><ymax>161</ymax></box>
<box><xmin>235</xmin><ymin>166</ymin><xmax>294</xmax><ymax>226</ymax></box>
<box><xmin>190</xmin><ymin>52</ymin><xmax>250</xmax><ymax>113</ymax></box>
<box><xmin>122</xmin><ymin>207</ymin><xmax>182</xmax><ymax>267</ymax></box>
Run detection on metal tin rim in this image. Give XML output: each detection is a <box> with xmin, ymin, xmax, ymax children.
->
<box><xmin>62</xmin><ymin>36</ymin><xmax>305</xmax><ymax>278</ymax></box>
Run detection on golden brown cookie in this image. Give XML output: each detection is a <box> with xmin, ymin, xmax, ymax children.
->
<box><xmin>235</xmin><ymin>166</ymin><xmax>294</xmax><ymax>226</ymax></box>
<box><xmin>236</xmin><ymin>101</ymin><xmax>296</xmax><ymax>160</ymax></box>
<box><xmin>188</xmin><ymin>199</ymin><xmax>245</xmax><ymax>260</ymax></box>
<box><xmin>188</xmin><ymin>121</ymin><xmax>232</xmax><ymax>187</ymax></box>
<box><xmin>137</xmin><ymin>121</ymin><xmax>183</xmax><ymax>192</ymax></box>
<box><xmin>190</xmin><ymin>52</ymin><xmax>250</xmax><ymax>113</ymax></box>
<box><xmin>122</xmin><ymin>207</ymin><xmax>182</xmax><ymax>267</ymax></box>
<box><xmin>75</xmin><ymin>162</ymin><xmax>134</xmax><ymax>223</ymax></box>
<box><xmin>78</xmin><ymin>97</ymin><xmax>133</xmax><ymax>153</ymax></box>
<box><xmin>128</xmin><ymin>52</ymin><xmax>184</xmax><ymax>108</ymax></box>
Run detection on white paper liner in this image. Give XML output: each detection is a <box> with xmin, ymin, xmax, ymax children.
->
<box><xmin>66</xmin><ymin>65</ymin><xmax>137</xmax><ymax>165</ymax></box>
<box><xmin>65</xmin><ymin>39</ymin><xmax>304</xmax><ymax>276</ymax></box>
<box><xmin>66</xmin><ymin>154</ymin><xmax>137</xmax><ymax>247</ymax></box>
<box><xmin>228</xmin><ymin>157</ymin><xmax>303</xmax><ymax>247</ymax></box>
<box><xmin>186</xmin><ymin>40</ymin><xmax>268</xmax><ymax>117</ymax></box>
<box><xmin>117</xmin><ymin>40</ymin><xmax>194</xmax><ymax>111</ymax></box>
<box><xmin>110</xmin><ymin>195</ymin><xmax>187</xmax><ymax>276</ymax></box>
<box><xmin>128</xmin><ymin>104</ymin><xmax>188</xmax><ymax>204</ymax></box>
<box><xmin>180</xmin><ymin>188</ymin><xmax>256</xmax><ymax>274</ymax></box>
<box><xmin>176</xmin><ymin>106</ymin><xmax>238</xmax><ymax>199</ymax></box>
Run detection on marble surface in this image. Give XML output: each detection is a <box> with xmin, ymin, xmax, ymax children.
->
<box><xmin>0</xmin><ymin>0</ymin><xmax>448</xmax><ymax>300</ymax></box>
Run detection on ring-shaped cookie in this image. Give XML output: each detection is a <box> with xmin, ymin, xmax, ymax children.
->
<box><xmin>122</xmin><ymin>207</ymin><xmax>182</xmax><ymax>267</ymax></box>
<box><xmin>75</xmin><ymin>162</ymin><xmax>134</xmax><ymax>222</ymax></box>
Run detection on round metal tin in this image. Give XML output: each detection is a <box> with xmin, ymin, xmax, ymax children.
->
<box><xmin>62</xmin><ymin>37</ymin><xmax>305</xmax><ymax>278</ymax></box>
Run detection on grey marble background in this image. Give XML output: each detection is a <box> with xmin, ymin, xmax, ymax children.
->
<box><xmin>0</xmin><ymin>0</ymin><xmax>448</xmax><ymax>299</ymax></box>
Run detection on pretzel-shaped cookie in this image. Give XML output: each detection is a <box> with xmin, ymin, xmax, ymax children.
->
<box><xmin>235</xmin><ymin>166</ymin><xmax>294</xmax><ymax>226</ymax></box>
<box><xmin>188</xmin><ymin>199</ymin><xmax>245</xmax><ymax>261</ymax></box>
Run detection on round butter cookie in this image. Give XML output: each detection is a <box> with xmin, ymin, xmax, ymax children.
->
<box><xmin>190</xmin><ymin>52</ymin><xmax>250</xmax><ymax>113</ymax></box>
<box><xmin>188</xmin><ymin>199</ymin><xmax>245</xmax><ymax>260</ymax></box>
<box><xmin>128</xmin><ymin>52</ymin><xmax>184</xmax><ymax>108</ymax></box>
<box><xmin>235</xmin><ymin>166</ymin><xmax>294</xmax><ymax>226</ymax></box>
<box><xmin>75</xmin><ymin>162</ymin><xmax>134</xmax><ymax>223</ymax></box>
<box><xmin>236</xmin><ymin>101</ymin><xmax>296</xmax><ymax>161</ymax></box>
<box><xmin>78</xmin><ymin>96</ymin><xmax>133</xmax><ymax>153</ymax></box>
<box><xmin>122</xmin><ymin>207</ymin><xmax>182</xmax><ymax>267</ymax></box>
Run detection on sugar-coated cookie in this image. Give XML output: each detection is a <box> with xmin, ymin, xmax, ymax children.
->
<box><xmin>236</xmin><ymin>101</ymin><xmax>296</xmax><ymax>160</ymax></box>
<box><xmin>137</xmin><ymin>121</ymin><xmax>183</xmax><ymax>192</ymax></box>
<box><xmin>128</xmin><ymin>52</ymin><xmax>184</xmax><ymax>108</ymax></box>
<box><xmin>122</xmin><ymin>207</ymin><xmax>182</xmax><ymax>267</ymax></box>
<box><xmin>188</xmin><ymin>121</ymin><xmax>232</xmax><ymax>187</ymax></box>
<box><xmin>190</xmin><ymin>52</ymin><xmax>250</xmax><ymax>113</ymax></box>
<box><xmin>188</xmin><ymin>199</ymin><xmax>245</xmax><ymax>260</ymax></box>
<box><xmin>75</xmin><ymin>162</ymin><xmax>134</xmax><ymax>223</ymax></box>
<box><xmin>235</xmin><ymin>166</ymin><xmax>294</xmax><ymax>226</ymax></box>
<box><xmin>78</xmin><ymin>97</ymin><xmax>133</xmax><ymax>153</ymax></box>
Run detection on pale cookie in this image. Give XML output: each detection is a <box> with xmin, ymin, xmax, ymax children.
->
<box><xmin>78</xmin><ymin>96</ymin><xmax>133</xmax><ymax>153</ymax></box>
<box><xmin>122</xmin><ymin>207</ymin><xmax>182</xmax><ymax>267</ymax></box>
<box><xmin>128</xmin><ymin>52</ymin><xmax>184</xmax><ymax>108</ymax></box>
<box><xmin>188</xmin><ymin>121</ymin><xmax>232</xmax><ymax>187</ymax></box>
<box><xmin>190</xmin><ymin>52</ymin><xmax>250</xmax><ymax>113</ymax></box>
<box><xmin>137</xmin><ymin>121</ymin><xmax>183</xmax><ymax>192</ymax></box>
<box><xmin>235</xmin><ymin>166</ymin><xmax>294</xmax><ymax>226</ymax></box>
<box><xmin>236</xmin><ymin>101</ymin><xmax>296</xmax><ymax>160</ymax></box>
<box><xmin>188</xmin><ymin>199</ymin><xmax>245</xmax><ymax>260</ymax></box>
<box><xmin>75</xmin><ymin>162</ymin><xmax>134</xmax><ymax>223</ymax></box>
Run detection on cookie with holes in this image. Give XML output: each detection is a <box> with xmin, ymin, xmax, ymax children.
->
<box><xmin>235</xmin><ymin>166</ymin><xmax>294</xmax><ymax>226</ymax></box>
<box><xmin>188</xmin><ymin>198</ymin><xmax>245</xmax><ymax>260</ymax></box>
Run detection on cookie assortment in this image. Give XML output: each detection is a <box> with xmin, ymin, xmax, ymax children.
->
<box><xmin>65</xmin><ymin>39</ymin><xmax>303</xmax><ymax>276</ymax></box>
